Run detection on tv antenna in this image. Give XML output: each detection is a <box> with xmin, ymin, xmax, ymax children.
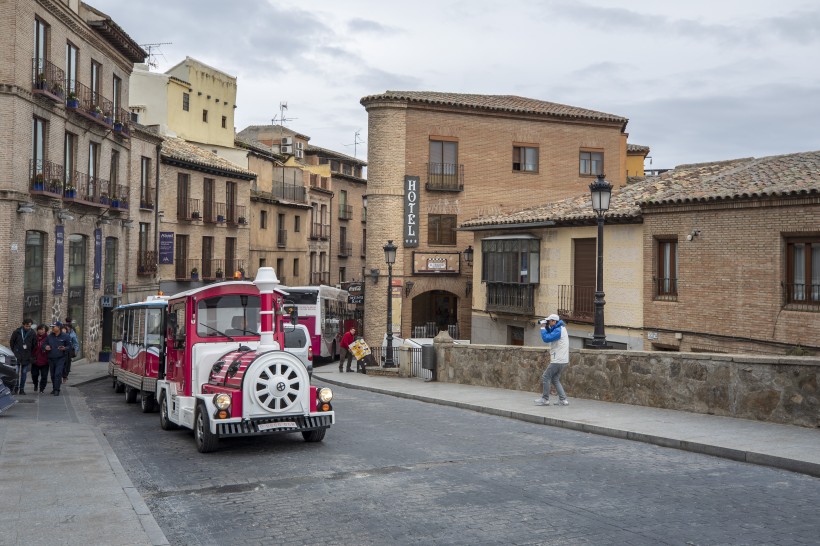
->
<box><xmin>140</xmin><ymin>42</ymin><xmax>172</xmax><ymax>69</ymax></box>
<box><xmin>271</xmin><ymin>101</ymin><xmax>298</xmax><ymax>154</ymax></box>
<box><xmin>344</xmin><ymin>129</ymin><xmax>366</xmax><ymax>158</ymax></box>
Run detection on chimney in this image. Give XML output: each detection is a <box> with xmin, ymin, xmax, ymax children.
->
<box><xmin>253</xmin><ymin>267</ymin><xmax>280</xmax><ymax>350</ymax></box>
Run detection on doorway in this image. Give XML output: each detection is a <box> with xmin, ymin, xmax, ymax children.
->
<box><xmin>410</xmin><ymin>290</ymin><xmax>459</xmax><ymax>338</ymax></box>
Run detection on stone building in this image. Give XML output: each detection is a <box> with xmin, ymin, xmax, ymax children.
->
<box><xmin>360</xmin><ymin>91</ymin><xmax>628</xmax><ymax>347</ymax></box>
<box><xmin>0</xmin><ymin>0</ymin><xmax>146</xmax><ymax>358</ymax></box>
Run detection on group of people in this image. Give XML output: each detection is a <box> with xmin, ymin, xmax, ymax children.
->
<box><xmin>9</xmin><ymin>317</ymin><xmax>79</xmax><ymax>396</ymax></box>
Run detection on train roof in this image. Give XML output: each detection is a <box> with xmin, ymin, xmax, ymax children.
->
<box><xmin>165</xmin><ymin>280</ymin><xmax>289</xmax><ymax>301</ymax></box>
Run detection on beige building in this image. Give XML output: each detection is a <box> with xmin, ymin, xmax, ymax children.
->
<box><xmin>360</xmin><ymin>91</ymin><xmax>628</xmax><ymax>347</ymax></box>
<box><xmin>0</xmin><ymin>0</ymin><xmax>148</xmax><ymax>358</ymax></box>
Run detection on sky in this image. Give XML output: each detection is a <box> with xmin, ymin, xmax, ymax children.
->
<box><xmin>91</xmin><ymin>0</ymin><xmax>820</xmax><ymax>169</ymax></box>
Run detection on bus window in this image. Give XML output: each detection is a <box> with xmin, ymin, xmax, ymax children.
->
<box><xmin>196</xmin><ymin>295</ymin><xmax>261</xmax><ymax>337</ymax></box>
<box><xmin>146</xmin><ymin>308</ymin><xmax>163</xmax><ymax>348</ymax></box>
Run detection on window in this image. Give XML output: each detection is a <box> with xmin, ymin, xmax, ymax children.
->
<box><xmin>294</xmin><ymin>215</ymin><xmax>300</xmax><ymax>232</ymax></box>
<box><xmin>786</xmin><ymin>237</ymin><xmax>820</xmax><ymax>305</ymax></box>
<box><xmin>277</xmin><ymin>258</ymin><xmax>284</xmax><ymax>279</ymax></box>
<box><xmin>140</xmin><ymin>156</ymin><xmax>151</xmax><ymax>206</ymax></box>
<box><xmin>221</xmin><ymin>115</ymin><xmax>227</xmax><ymax>128</ymax></box>
<box><xmin>260</xmin><ymin>210</ymin><xmax>267</xmax><ymax>229</ymax></box>
<box><xmin>259</xmin><ymin>258</ymin><xmax>266</xmax><ymax>268</ymax></box>
<box><xmin>64</xmin><ymin>131</ymin><xmax>75</xmax><ymax>187</ymax></box>
<box><xmin>112</xmin><ymin>76</ymin><xmax>122</xmax><ymax>118</ymax></box>
<box><xmin>24</xmin><ymin>231</ymin><xmax>45</xmax><ymax>326</ymax></box>
<box><xmin>225</xmin><ymin>237</ymin><xmax>236</xmax><ymax>274</ymax></box>
<box><xmin>177</xmin><ymin>173</ymin><xmax>190</xmax><ymax>218</ymax></box>
<box><xmin>428</xmin><ymin>139</ymin><xmax>460</xmax><ymax>190</ymax></box>
<box><xmin>202</xmin><ymin>236</ymin><xmax>213</xmax><ymax>278</ymax></box>
<box><xmin>196</xmin><ymin>295</ymin><xmax>260</xmax><ymax>338</ymax></box>
<box><xmin>513</xmin><ymin>146</ymin><xmax>539</xmax><ymax>172</ymax></box>
<box><xmin>104</xmin><ymin>237</ymin><xmax>117</xmax><ymax>294</ymax></box>
<box><xmin>202</xmin><ymin>109</ymin><xmax>208</xmax><ymax>122</ymax></box>
<box><xmin>428</xmin><ymin>214</ymin><xmax>457</xmax><ymax>245</ymax></box>
<box><xmin>65</xmin><ymin>42</ymin><xmax>78</xmax><ymax>94</ymax></box>
<box><xmin>203</xmin><ymin>178</ymin><xmax>214</xmax><ymax>222</ymax></box>
<box><xmin>88</xmin><ymin>142</ymin><xmax>99</xmax><ymax>198</ymax></box>
<box><xmin>90</xmin><ymin>60</ymin><xmax>101</xmax><ymax>106</ymax></box>
<box><xmin>339</xmin><ymin>267</ymin><xmax>346</xmax><ymax>283</ymax></box>
<box><xmin>138</xmin><ymin>223</ymin><xmax>150</xmax><ymax>257</ymax></box>
<box><xmin>182</xmin><ymin>92</ymin><xmax>189</xmax><ymax>111</ymax></box>
<box><xmin>580</xmin><ymin>150</ymin><xmax>604</xmax><ymax>176</ymax></box>
<box><xmin>656</xmin><ymin>239</ymin><xmax>678</xmax><ymax>299</ymax></box>
<box><xmin>293</xmin><ymin>258</ymin><xmax>299</xmax><ymax>276</ymax></box>
<box><xmin>481</xmin><ymin>238</ymin><xmax>540</xmax><ymax>284</ymax></box>
<box><xmin>226</xmin><ymin>181</ymin><xmax>237</xmax><ymax>222</ymax></box>
<box><xmin>175</xmin><ymin>234</ymin><xmax>188</xmax><ymax>279</ymax></box>
<box><xmin>32</xmin><ymin>117</ymin><xmax>46</xmax><ymax>176</ymax></box>
<box><xmin>34</xmin><ymin>18</ymin><xmax>49</xmax><ymax>75</ymax></box>
<box><xmin>67</xmin><ymin>234</ymin><xmax>87</xmax><ymax>345</ymax></box>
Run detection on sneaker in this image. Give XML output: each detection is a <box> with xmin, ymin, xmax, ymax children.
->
<box><xmin>558</xmin><ymin>399</ymin><xmax>569</xmax><ymax>406</ymax></box>
<box><xmin>533</xmin><ymin>397</ymin><xmax>550</xmax><ymax>406</ymax></box>
<box><xmin>19</xmin><ymin>391</ymin><xmax>26</xmax><ymax>396</ymax></box>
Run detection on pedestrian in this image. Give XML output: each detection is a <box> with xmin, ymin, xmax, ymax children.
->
<box><xmin>338</xmin><ymin>326</ymin><xmax>356</xmax><ymax>373</ymax></box>
<box><xmin>9</xmin><ymin>318</ymin><xmax>36</xmax><ymax>395</ymax></box>
<box><xmin>534</xmin><ymin>314</ymin><xmax>570</xmax><ymax>406</ymax></box>
<box><xmin>42</xmin><ymin>322</ymin><xmax>70</xmax><ymax>396</ymax></box>
<box><xmin>31</xmin><ymin>324</ymin><xmax>50</xmax><ymax>393</ymax></box>
<box><xmin>63</xmin><ymin>317</ymin><xmax>79</xmax><ymax>384</ymax></box>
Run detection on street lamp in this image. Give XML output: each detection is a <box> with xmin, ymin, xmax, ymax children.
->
<box><xmin>588</xmin><ymin>173</ymin><xmax>612</xmax><ymax>349</ymax></box>
<box><xmin>383</xmin><ymin>240</ymin><xmax>397</xmax><ymax>367</ymax></box>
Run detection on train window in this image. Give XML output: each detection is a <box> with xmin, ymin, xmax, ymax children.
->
<box><xmin>136</xmin><ymin>309</ymin><xmax>146</xmax><ymax>346</ymax></box>
<box><xmin>146</xmin><ymin>308</ymin><xmax>163</xmax><ymax>348</ymax></box>
<box><xmin>197</xmin><ymin>295</ymin><xmax>261</xmax><ymax>337</ymax></box>
<box><xmin>169</xmin><ymin>303</ymin><xmax>186</xmax><ymax>348</ymax></box>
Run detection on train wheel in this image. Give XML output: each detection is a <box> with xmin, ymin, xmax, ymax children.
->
<box><xmin>302</xmin><ymin>428</ymin><xmax>326</xmax><ymax>443</ymax></box>
<box><xmin>194</xmin><ymin>405</ymin><xmax>218</xmax><ymax>453</ymax></box>
<box><xmin>114</xmin><ymin>381</ymin><xmax>125</xmax><ymax>393</ymax></box>
<box><xmin>140</xmin><ymin>391</ymin><xmax>154</xmax><ymax>413</ymax></box>
<box><xmin>159</xmin><ymin>392</ymin><xmax>178</xmax><ymax>430</ymax></box>
<box><xmin>125</xmin><ymin>386</ymin><xmax>138</xmax><ymax>403</ymax></box>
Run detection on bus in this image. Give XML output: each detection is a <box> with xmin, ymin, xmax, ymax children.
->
<box><xmin>280</xmin><ymin>285</ymin><xmax>358</xmax><ymax>360</ymax></box>
<box><xmin>107</xmin><ymin>269</ymin><xmax>335</xmax><ymax>453</ymax></box>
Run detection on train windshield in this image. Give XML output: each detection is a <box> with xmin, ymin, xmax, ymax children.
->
<box><xmin>196</xmin><ymin>295</ymin><xmax>261</xmax><ymax>337</ymax></box>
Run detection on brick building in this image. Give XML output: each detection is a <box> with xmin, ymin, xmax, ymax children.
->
<box><xmin>0</xmin><ymin>0</ymin><xmax>146</xmax><ymax>358</ymax></box>
<box><xmin>360</xmin><ymin>91</ymin><xmax>628</xmax><ymax>347</ymax></box>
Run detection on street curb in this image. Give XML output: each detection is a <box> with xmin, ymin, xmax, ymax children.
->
<box><xmin>319</xmin><ymin>377</ymin><xmax>820</xmax><ymax>479</ymax></box>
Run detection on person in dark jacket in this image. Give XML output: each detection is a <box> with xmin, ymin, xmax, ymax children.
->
<box><xmin>31</xmin><ymin>324</ymin><xmax>50</xmax><ymax>393</ymax></box>
<box><xmin>9</xmin><ymin>318</ymin><xmax>36</xmax><ymax>395</ymax></box>
<box><xmin>42</xmin><ymin>322</ymin><xmax>70</xmax><ymax>396</ymax></box>
<box><xmin>63</xmin><ymin>317</ymin><xmax>80</xmax><ymax>383</ymax></box>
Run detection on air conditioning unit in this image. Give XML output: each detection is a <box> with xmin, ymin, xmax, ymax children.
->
<box><xmin>281</xmin><ymin>136</ymin><xmax>293</xmax><ymax>145</ymax></box>
<box><xmin>296</xmin><ymin>141</ymin><xmax>304</xmax><ymax>150</ymax></box>
<box><xmin>280</xmin><ymin>145</ymin><xmax>292</xmax><ymax>154</ymax></box>
<box><xmin>295</xmin><ymin>149</ymin><xmax>304</xmax><ymax>159</ymax></box>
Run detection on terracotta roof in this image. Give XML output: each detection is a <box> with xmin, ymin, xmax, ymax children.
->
<box><xmin>306</xmin><ymin>144</ymin><xmax>367</xmax><ymax>166</ymax></box>
<box><xmin>360</xmin><ymin>91</ymin><xmax>627</xmax><ymax>125</ymax></box>
<box><xmin>627</xmin><ymin>143</ymin><xmax>650</xmax><ymax>154</ymax></box>
<box><xmin>82</xmin><ymin>3</ymin><xmax>147</xmax><ymax>63</ymax></box>
<box><xmin>234</xmin><ymin>136</ymin><xmax>286</xmax><ymax>161</ymax></box>
<box><xmin>161</xmin><ymin>136</ymin><xmax>255</xmax><ymax>178</ymax></box>
<box><xmin>461</xmin><ymin>150</ymin><xmax>820</xmax><ymax>228</ymax></box>
<box><xmin>238</xmin><ymin>125</ymin><xmax>311</xmax><ymax>142</ymax></box>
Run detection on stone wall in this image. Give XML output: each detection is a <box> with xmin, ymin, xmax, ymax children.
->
<box><xmin>434</xmin><ymin>342</ymin><xmax>820</xmax><ymax>428</ymax></box>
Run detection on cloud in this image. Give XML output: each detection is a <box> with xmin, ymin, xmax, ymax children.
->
<box><xmin>346</xmin><ymin>17</ymin><xmax>398</xmax><ymax>34</ymax></box>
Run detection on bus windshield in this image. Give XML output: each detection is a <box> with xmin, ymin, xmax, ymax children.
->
<box><xmin>197</xmin><ymin>295</ymin><xmax>261</xmax><ymax>337</ymax></box>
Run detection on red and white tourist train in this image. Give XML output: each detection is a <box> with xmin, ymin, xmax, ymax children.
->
<box><xmin>109</xmin><ymin>268</ymin><xmax>335</xmax><ymax>452</ymax></box>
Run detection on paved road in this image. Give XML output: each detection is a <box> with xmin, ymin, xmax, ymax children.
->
<box><xmin>80</xmin><ymin>378</ymin><xmax>820</xmax><ymax>545</ymax></box>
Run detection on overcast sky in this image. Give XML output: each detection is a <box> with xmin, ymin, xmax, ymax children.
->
<box><xmin>92</xmin><ymin>0</ymin><xmax>820</xmax><ymax>169</ymax></box>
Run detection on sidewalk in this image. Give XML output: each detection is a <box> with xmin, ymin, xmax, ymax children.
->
<box><xmin>315</xmin><ymin>365</ymin><xmax>820</xmax><ymax>479</ymax></box>
<box><xmin>0</xmin><ymin>360</ymin><xmax>169</xmax><ymax>546</ymax></box>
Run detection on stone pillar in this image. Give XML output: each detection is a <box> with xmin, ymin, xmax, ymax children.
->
<box><xmin>433</xmin><ymin>329</ymin><xmax>454</xmax><ymax>382</ymax></box>
<box><xmin>362</xmin><ymin>101</ymin><xmax>407</xmax><ymax>349</ymax></box>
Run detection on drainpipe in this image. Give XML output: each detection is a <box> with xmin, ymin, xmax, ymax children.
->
<box><xmin>328</xmin><ymin>191</ymin><xmax>334</xmax><ymax>286</ymax></box>
<box><xmin>154</xmin><ymin>143</ymin><xmax>161</xmax><ymax>288</ymax></box>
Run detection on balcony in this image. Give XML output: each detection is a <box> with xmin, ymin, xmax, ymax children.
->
<box><xmin>338</xmin><ymin>241</ymin><xmax>352</xmax><ymax>257</ymax></box>
<box><xmin>310</xmin><ymin>222</ymin><xmax>322</xmax><ymax>240</ymax></box>
<box><xmin>177</xmin><ymin>258</ymin><xmax>201</xmax><ymax>281</ymax></box>
<box><xmin>179</xmin><ymin>198</ymin><xmax>201</xmax><ymax>221</ymax></box>
<box><xmin>277</xmin><ymin>229</ymin><xmax>287</xmax><ymax>248</ymax></box>
<box><xmin>486</xmin><ymin>282</ymin><xmax>535</xmax><ymax>315</ymax></box>
<box><xmin>339</xmin><ymin>204</ymin><xmax>353</xmax><ymax>220</ymax></box>
<box><xmin>140</xmin><ymin>191</ymin><xmax>155</xmax><ymax>210</ymax></box>
<box><xmin>361</xmin><ymin>242</ymin><xmax>366</xmax><ymax>258</ymax></box>
<box><xmin>310</xmin><ymin>271</ymin><xmax>330</xmax><ymax>285</ymax></box>
<box><xmin>224</xmin><ymin>259</ymin><xmax>246</xmax><ymax>279</ymax></box>
<box><xmin>64</xmin><ymin>79</ymin><xmax>131</xmax><ymax>138</ymax></box>
<box><xmin>202</xmin><ymin>258</ymin><xmax>225</xmax><ymax>281</ymax></box>
<box><xmin>137</xmin><ymin>251</ymin><xmax>157</xmax><ymax>276</ymax></box>
<box><xmin>557</xmin><ymin>284</ymin><xmax>594</xmax><ymax>323</ymax></box>
<box><xmin>321</xmin><ymin>224</ymin><xmax>330</xmax><ymax>240</ymax></box>
<box><xmin>272</xmin><ymin>183</ymin><xmax>307</xmax><ymax>203</ymax></box>
<box><xmin>29</xmin><ymin>159</ymin><xmax>66</xmax><ymax>198</ymax></box>
<box><xmin>31</xmin><ymin>58</ymin><xmax>65</xmax><ymax>103</ymax></box>
<box><xmin>30</xmin><ymin>159</ymin><xmax>128</xmax><ymax>209</ymax></box>
<box><xmin>215</xmin><ymin>202</ymin><xmax>227</xmax><ymax>223</ymax></box>
<box><xmin>783</xmin><ymin>282</ymin><xmax>820</xmax><ymax>311</ymax></box>
<box><xmin>228</xmin><ymin>205</ymin><xmax>246</xmax><ymax>226</ymax></box>
<box><xmin>426</xmin><ymin>163</ymin><xmax>464</xmax><ymax>192</ymax></box>
<box><xmin>654</xmin><ymin>277</ymin><xmax>678</xmax><ymax>302</ymax></box>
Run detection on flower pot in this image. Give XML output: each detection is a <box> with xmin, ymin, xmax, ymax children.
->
<box><xmin>98</xmin><ymin>351</ymin><xmax>110</xmax><ymax>363</ymax></box>
<box><xmin>113</xmin><ymin>123</ymin><xmax>123</xmax><ymax>132</ymax></box>
<box><xmin>111</xmin><ymin>199</ymin><xmax>119</xmax><ymax>207</ymax></box>
<box><xmin>67</xmin><ymin>98</ymin><xmax>79</xmax><ymax>108</ymax></box>
<box><xmin>33</xmin><ymin>182</ymin><xmax>45</xmax><ymax>191</ymax></box>
<box><xmin>104</xmin><ymin>117</ymin><xmax>113</xmax><ymax>125</ymax></box>
<box><xmin>191</xmin><ymin>273</ymin><xmax>199</xmax><ymax>280</ymax></box>
<box><xmin>217</xmin><ymin>215</ymin><xmax>225</xmax><ymax>223</ymax></box>
<box><xmin>65</xmin><ymin>190</ymin><xmax>76</xmax><ymax>199</ymax></box>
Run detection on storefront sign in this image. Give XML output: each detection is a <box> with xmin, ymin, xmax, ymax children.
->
<box><xmin>412</xmin><ymin>252</ymin><xmax>461</xmax><ymax>274</ymax></box>
<box><xmin>54</xmin><ymin>225</ymin><xmax>64</xmax><ymax>294</ymax></box>
<box><xmin>159</xmin><ymin>232</ymin><xmax>174</xmax><ymax>264</ymax></box>
<box><xmin>404</xmin><ymin>176</ymin><xmax>420</xmax><ymax>247</ymax></box>
<box><xmin>93</xmin><ymin>229</ymin><xmax>102</xmax><ymax>289</ymax></box>
<box><xmin>346</xmin><ymin>282</ymin><xmax>364</xmax><ymax>304</ymax></box>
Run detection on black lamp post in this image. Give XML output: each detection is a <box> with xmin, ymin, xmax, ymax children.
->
<box><xmin>383</xmin><ymin>240</ymin><xmax>397</xmax><ymax>367</ymax></box>
<box><xmin>588</xmin><ymin>173</ymin><xmax>612</xmax><ymax>349</ymax></box>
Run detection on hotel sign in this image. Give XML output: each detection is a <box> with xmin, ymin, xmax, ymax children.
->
<box><xmin>412</xmin><ymin>252</ymin><xmax>461</xmax><ymax>275</ymax></box>
<box><xmin>404</xmin><ymin>175</ymin><xmax>420</xmax><ymax>247</ymax></box>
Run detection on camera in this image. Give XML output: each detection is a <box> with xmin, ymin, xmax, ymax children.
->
<box><xmin>538</xmin><ymin>318</ymin><xmax>548</xmax><ymax>325</ymax></box>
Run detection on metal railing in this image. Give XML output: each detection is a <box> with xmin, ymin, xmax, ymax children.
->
<box><xmin>426</xmin><ymin>163</ymin><xmax>464</xmax><ymax>191</ymax></box>
<box><xmin>178</xmin><ymin>258</ymin><xmax>200</xmax><ymax>281</ymax></box>
<box><xmin>137</xmin><ymin>251</ymin><xmax>157</xmax><ymax>276</ymax></box>
<box><xmin>654</xmin><ymin>277</ymin><xmax>678</xmax><ymax>301</ymax></box>
<box><xmin>31</xmin><ymin>58</ymin><xmax>65</xmax><ymax>102</ymax></box>
<box><xmin>486</xmin><ymin>282</ymin><xmax>535</xmax><ymax>315</ymax></box>
<box><xmin>29</xmin><ymin>159</ymin><xmax>65</xmax><ymax>197</ymax></box>
<box><xmin>339</xmin><ymin>241</ymin><xmax>352</xmax><ymax>257</ymax></box>
<box><xmin>277</xmin><ymin>229</ymin><xmax>287</xmax><ymax>248</ymax></box>
<box><xmin>361</xmin><ymin>242</ymin><xmax>367</xmax><ymax>257</ymax></box>
<box><xmin>310</xmin><ymin>222</ymin><xmax>322</xmax><ymax>239</ymax></box>
<box><xmin>310</xmin><ymin>271</ymin><xmax>330</xmax><ymax>285</ymax></box>
<box><xmin>229</xmin><ymin>205</ymin><xmax>247</xmax><ymax>225</ymax></box>
<box><xmin>140</xmin><ymin>189</ymin><xmax>154</xmax><ymax>210</ymax></box>
<box><xmin>321</xmin><ymin>224</ymin><xmax>331</xmax><ymax>240</ymax></box>
<box><xmin>215</xmin><ymin>202</ymin><xmax>227</xmax><ymax>222</ymax></box>
<box><xmin>272</xmin><ymin>183</ymin><xmax>307</xmax><ymax>203</ymax></box>
<box><xmin>783</xmin><ymin>282</ymin><xmax>820</xmax><ymax>310</ymax></box>
<box><xmin>180</xmin><ymin>198</ymin><xmax>201</xmax><ymax>220</ymax></box>
<box><xmin>339</xmin><ymin>204</ymin><xmax>353</xmax><ymax>220</ymax></box>
<box><xmin>224</xmin><ymin>259</ymin><xmax>246</xmax><ymax>279</ymax></box>
<box><xmin>557</xmin><ymin>284</ymin><xmax>594</xmax><ymax>322</ymax></box>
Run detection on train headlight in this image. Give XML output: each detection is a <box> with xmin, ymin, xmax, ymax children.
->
<box><xmin>213</xmin><ymin>393</ymin><xmax>232</xmax><ymax>410</ymax></box>
<box><xmin>318</xmin><ymin>388</ymin><xmax>333</xmax><ymax>403</ymax></box>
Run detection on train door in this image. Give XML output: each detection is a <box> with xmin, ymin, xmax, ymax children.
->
<box><xmin>164</xmin><ymin>301</ymin><xmax>186</xmax><ymax>390</ymax></box>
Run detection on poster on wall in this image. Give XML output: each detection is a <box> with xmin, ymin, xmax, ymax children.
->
<box><xmin>404</xmin><ymin>175</ymin><xmax>420</xmax><ymax>247</ymax></box>
<box><xmin>159</xmin><ymin>232</ymin><xmax>174</xmax><ymax>264</ymax></box>
<box><xmin>54</xmin><ymin>225</ymin><xmax>64</xmax><ymax>294</ymax></box>
<box><xmin>391</xmin><ymin>279</ymin><xmax>402</xmax><ymax>334</ymax></box>
<box><xmin>93</xmin><ymin>228</ymin><xmax>102</xmax><ymax>289</ymax></box>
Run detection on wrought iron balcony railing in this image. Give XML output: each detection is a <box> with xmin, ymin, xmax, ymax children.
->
<box><xmin>557</xmin><ymin>284</ymin><xmax>594</xmax><ymax>323</ymax></box>
<box><xmin>426</xmin><ymin>163</ymin><xmax>464</xmax><ymax>192</ymax></box>
<box><xmin>485</xmin><ymin>282</ymin><xmax>535</xmax><ymax>315</ymax></box>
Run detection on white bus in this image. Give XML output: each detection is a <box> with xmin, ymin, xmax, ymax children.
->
<box><xmin>281</xmin><ymin>285</ymin><xmax>357</xmax><ymax>359</ymax></box>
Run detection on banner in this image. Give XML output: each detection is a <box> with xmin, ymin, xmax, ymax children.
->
<box><xmin>93</xmin><ymin>228</ymin><xmax>102</xmax><ymax>289</ymax></box>
<box><xmin>54</xmin><ymin>225</ymin><xmax>64</xmax><ymax>294</ymax></box>
<box><xmin>159</xmin><ymin>232</ymin><xmax>174</xmax><ymax>264</ymax></box>
<box><xmin>404</xmin><ymin>175</ymin><xmax>420</xmax><ymax>247</ymax></box>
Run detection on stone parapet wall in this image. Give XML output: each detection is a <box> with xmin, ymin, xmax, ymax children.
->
<box><xmin>434</xmin><ymin>343</ymin><xmax>819</xmax><ymax>428</ymax></box>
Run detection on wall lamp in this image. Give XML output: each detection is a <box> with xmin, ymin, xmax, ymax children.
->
<box><xmin>17</xmin><ymin>203</ymin><xmax>35</xmax><ymax>214</ymax></box>
<box><xmin>405</xmin><ymin>280</ymin><xmax>415</xmax><ymax>297</ymax></box>
<box><xmin>57</xmin><ymin>210</ymin><xmax>75</xmax><ymax>222</ymax></box>
<box><xmin>370</xmin><ymin>268</ymin><xmax>380</xmax><ymax>284</ymax></box>
<box><xmin>686</xmin><ymin>229</ymin><xmax>701</xmax><ymax>241</ymax></box>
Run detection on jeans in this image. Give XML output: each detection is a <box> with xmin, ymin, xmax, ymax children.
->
<box><xmin>339</xmin><ymin>347</ymin><xmax>354</xmax><ymax>370</ymax></box>
<box><xmin>31</xmin><ymin>365</ymin><xmax>49</xmax><ymax>392</ymax></box>
<box><xmin>49</xmin><ymin>359</ymin><xmax>66</xmax><ymax>393</ymax></box>
<box><xmin>15</xmin><ymin>360</ymin><xmax>31</xmax><ymax>391</ymax></box>
<box><xmin>541</xmin><ymin>362</ymin><xmax>568</xmax><ymax>401</ymax></box>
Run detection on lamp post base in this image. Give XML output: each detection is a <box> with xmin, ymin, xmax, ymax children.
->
<box><xmin>587</xmin><ymin>338</ymin><xmax>611</xmax><ymax>350</ymax></box>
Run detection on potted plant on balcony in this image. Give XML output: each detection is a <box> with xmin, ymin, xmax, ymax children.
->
<box><xmin>64</xmin><ymin>184</ymin><xmax>76</xmax><ymax>199</ymax></box>
<box><xmin>217</xmin><ymin>213</ymin><xmax>225</xmax><ymax>223</ymax></box>
<box><xmin>110</xmin><ymin>196</ymin><xmax>119</xmax><ymax>207</ymax></box>
<box><xmin>50</xmin><ymin>178</ymin><xmax>62</xmax><ymax>193</ymax></box>
<box><xmin>215</xmin><ymin>268</ymin><xmax>224</xmax><ymax>279</ymax></box>
<box><xmin>118</xmin><ymin>195</ymin><xmax>128</xmax><ymax>209</ymax></box>
<box><xmin>190</xmin><ymin>267</ymin><xmax>199</xmax><ymax>280</ymax></box>
<box><xmin>103</xmin><ymin>111</ymin><xmax>113</xmax><ymax>125</ymax></box>
<box><xmin>32</xmin><ymin>173</ymin><xmax>45</xmax><ymax>191</ymax></box>
<box><xmin>34</xmin><ymin>72</ymin><xmax>46</xmax><ymax>90</ymax></box>
<box><xmin>191</xmin><ymin>210</ymin><xmax>201</xmax><ymax>219</ymax></box>
<box><xmin>51</xmin><ymin>81</ymin><xmax>64</xmax><ymax>98</ymax></box>
<box><xmin>99</xmin><ymin>193</ymin><xmax>110</xmax><ymax>205</ymax></box>
<box><xmin>91</xmin><ymin>105</ymin><xmax>102</xmax><ymax>118</ymax></box>
<box><xmin>238</xmin><ymin>215</ymin><xmax>247</xmax><ymax>225</ymax></box>
<box><xmin>66</xmin><ymin>92</ymin><xmax>79</xmax><ymax>109</ymax></box>
<box><xmin>113</xmin><ymin>120</ymin><xmax>123</xmax><ymax>132</ymax></box>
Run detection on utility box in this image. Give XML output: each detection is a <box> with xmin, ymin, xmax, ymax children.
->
<box><xmin>421</xmin><ymin>344</ymin><xmax>436</xmax><ymax>375</ymax></box>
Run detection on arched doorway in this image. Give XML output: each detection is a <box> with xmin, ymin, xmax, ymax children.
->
<box><xmin>410</xmin><ymin>290</ymin><xmax>459</xmax><ymax>338</ymax></box>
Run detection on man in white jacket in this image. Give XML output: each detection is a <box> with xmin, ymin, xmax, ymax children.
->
<box><xmin>534</xmin><ymin>314</ymin><xmax>569</xmax><ymax>406</ymax></box>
